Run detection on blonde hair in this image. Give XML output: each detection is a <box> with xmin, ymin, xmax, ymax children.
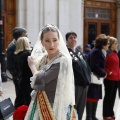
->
<box><xmin>14</xmin><ymin>37</ymin><xmax>31</xmax><ymax>54</ymax></box>
<box><xmin>108</xmin><ymin>36</ymin><xmax>117</xmax><ymax>49</ymax></box>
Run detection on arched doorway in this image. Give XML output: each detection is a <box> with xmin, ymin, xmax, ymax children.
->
<box><xmin>84</xmin><ymin>0</ymin><xmax>117</xmax><ymax>48</ymax></box>
<box><xmin>2</xmin><ymin>0</ymin><xmax>16</xmax><ymax>52</ymax></box>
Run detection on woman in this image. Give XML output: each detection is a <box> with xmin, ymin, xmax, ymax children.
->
<box><xmin>103</xmin><ymin>37</ymin><xmax>120</xmax><ymax>120</ymax></box>
<box><xmin>24</xmin><ymin>24</ymin><xmax>77</xmax><ymax>120</ymax></box>
<box><xmin>86</xmin><ymin>34</ymin><xmax>109</xmax><ymax>120</ymax></box>
<box><xmin>14</xmin><ymin>37</ymin><xmax>32</xmax><ymax>108</ymax></box>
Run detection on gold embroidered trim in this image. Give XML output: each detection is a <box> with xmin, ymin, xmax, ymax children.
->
<box><xmin>37</xmin><ymin>91</ymin><xmax>56</xmax><ymax>120</ymax></box>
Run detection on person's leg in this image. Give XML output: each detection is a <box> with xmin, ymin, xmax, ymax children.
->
<box><xmin>14</xmin><ymin>86</ymin><xmax>24</xmax><ymax>108</ymax></box>
<box><xmin>109</xmin><ymin>81</ymin><xmax>118</xmax><ymax>117</ymax></box>
<box><xmin>75</xmin><ymin>86</ymin><xmax>88</xmax><ymax>120</ymax></box>
<box><xmin>118</xmin><ymin>81</ymin><xmax>120</xmax><ymax>98</ymax></box>
<box><xmin>86</xmin><ymin>101</ymin><xmax>93</xmax><ymax>120</ymax></box>
<box><xmin>23</xmin><ymin>85</ymin><xmax>32</xmax><ymax>106</ymax></box>
<box><xmin>13</xmin><ymin>78</ymin><xmax>21</xmax><ymax>108</ymax></box>
<box><xmin>103</xmin><ymin>79</ymin><xmax>115</xmax><ymax>118</ymax></box>
<box><xmin>13</xmin><ymin>78</ymin><xmax>19</xmax><ymax>96</ymax></box>
<box><xmin>92</xmin><ymin>102</ymin><xmax>98</xmax><ymax>120</ymax></box>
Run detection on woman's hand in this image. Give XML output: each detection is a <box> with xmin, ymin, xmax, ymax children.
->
<box><xmin>104</xmin><ymin>74</ymin><xmax>107</xmax><ymax>78</ymax></box>
<box><xmin>28</xmin><ymin>56</ymin><xmax>38</xmax><ymax>75</ymax></box>
<box><xmin>28</xmin><ymin>56</ymin><xmax>35</xmax><ymax>67</ymax></box>
<box><xmin>109</xmin><ymin>71</ymin><xmax>112</xmax><ymax>75</ymax></box>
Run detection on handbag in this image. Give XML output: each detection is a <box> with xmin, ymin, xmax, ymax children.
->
<box><xmin>0</xmin><ymin>97</ymin><xmax>15</xmax><ymax>120</ymax></box>
<box><xmin>91</xmin><ymin>72</ymin><xmax>103</xmax><ymax>85</ymax></box>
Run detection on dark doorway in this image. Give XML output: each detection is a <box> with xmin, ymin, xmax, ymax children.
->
<box><xmin>88</xmin><ymin>23</ymin><xmax>97</xmax><ymax>47</ymax></box>
<box><xmin>101</xmin><ymin>23</ymin><xmax>109</xmax><ymax>35</ymax></box>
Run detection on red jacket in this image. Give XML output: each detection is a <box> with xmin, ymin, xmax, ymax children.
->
<box><xmin>105</xmin><ymin>51</ymin><xmax>120</xmax><ymax>81</ymax></box>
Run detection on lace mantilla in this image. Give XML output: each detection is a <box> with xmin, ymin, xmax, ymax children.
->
<box><xmin>25</xmin><ymin>24</ymin><xmax>75</xmax><ymax>120</ymax></box>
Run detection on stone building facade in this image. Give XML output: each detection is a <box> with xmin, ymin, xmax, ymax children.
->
<box><xmin>2</xmin><ymin>0</ymin><xmax>120</xmax><ymax>50</ymax></box>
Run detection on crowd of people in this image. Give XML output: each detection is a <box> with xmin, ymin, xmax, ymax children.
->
<box><xmin>0</xmin><ymin>24</ymin><xmax>120</xmax><ymax>120</ymax></box>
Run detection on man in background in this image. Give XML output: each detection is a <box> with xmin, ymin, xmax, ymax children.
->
<box><xmin>6</xmin><ymin>27</ymin><xmax>27</xmax><ymax>108</ymax></box>
<box><xmin>83</xmin><ymin>44</ymin><xmax>91</xmax><ymax>59</ymax></box>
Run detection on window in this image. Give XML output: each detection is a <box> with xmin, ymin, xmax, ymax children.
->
<box><xmin>86</xmin><ymin>8</ymin><xmax>110</xmax><ymax>19</ymax></box>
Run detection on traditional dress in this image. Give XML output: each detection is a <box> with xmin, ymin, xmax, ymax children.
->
<box><xmin>25</xmin><ymin>24</ymin><xmax>77</xmax><ymax>120</ymax></box>
<box><xmin>25</xmin><ymin>53</ymin><xmax>77</xmax><ymax>120</ymax></box>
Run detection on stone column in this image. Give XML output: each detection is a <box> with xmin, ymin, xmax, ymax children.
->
<box><xmin>16</xmin><ymin>0</ymin><xmax>27</xmax><ymax>27</ymax></box>
<box><xmin>44</xmin><ymin>0</ymin><xmax>58</xmax><ymax>25</ymax></box>
<box><xmin>59</xmin><ymin>0</ymin><xmax>84</xmax><ymax>46</ymax></box>
<box><xmin>80</xmin><ymin>0</ymin><xmax>84</xmax><ymax>47</ymax></box>
<box><xmin>117</xmin><ymin>0</ymin><xmax>120</xmax><ymax>49</ymax></box>
<box><xmin>26</xmin><ymin>0</ymin><xmax>40</xmax><ymax>46</ymax></box>
<box><xmin>59</xmin><ymin>0</ymin><xmax>69</xmax><ymax>37</ymax></box>
<box><xmin>17</xmin><ymin>0</ymin><xmax>40</xmax><ymax>46</ymax></box>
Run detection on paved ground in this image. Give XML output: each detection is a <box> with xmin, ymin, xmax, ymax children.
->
<box><xmin>2</xmin><ymin>78</ymin><xmax>120</xmax><ymax>120</ymax></box>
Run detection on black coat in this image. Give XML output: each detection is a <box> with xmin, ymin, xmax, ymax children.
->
<box><xmin>87</xmin><ymin>47</ymin><xmax>106</xmax><ymax>99</ymax></box>
<box><xmin>68</xmin><ymin>47</ymin><xmax>91</xmax><ymax>87</ymax></box>
<box><xmin>16</xmin><ymin>50</ymin><xmax>32</xmax><ymax>85</ymax></box>
<box><xmin>87</xmin><ymin>47</ymin><xmax>106</xmax><ymax>77</ymax></box>
<box><xmin>6</xmin><ymin>39</ymin><xmax>18</xmax><ymax>79</ymax></box>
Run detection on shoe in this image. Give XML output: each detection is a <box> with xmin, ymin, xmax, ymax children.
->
<box><xmin>103</xmin><ymin>117</ymin><xmax>114</xmax><ymax>120</ymax></box>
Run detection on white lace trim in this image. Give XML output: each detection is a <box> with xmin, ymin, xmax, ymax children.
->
<box><xmin>53</xmin><ymin>55</ymin><xmax>75</xmax><ymax>120</ymax></box>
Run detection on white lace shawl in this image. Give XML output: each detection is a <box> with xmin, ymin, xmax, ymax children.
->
<box><xmin>30</xmin><ymin>52</ymin><xmax>75</xmax><ymax>120</ymax></box>
<box><xmin>53</xmin><ymin>54</ymin><xmax>75</xmax><ymax>120</ymax></box>
<box><xmin>29</xmin><ymin>24</ymin><xmax>75</xmax><ymax>120</ymax></box>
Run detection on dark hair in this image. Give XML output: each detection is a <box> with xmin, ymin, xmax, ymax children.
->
<box><xmin>40</xmin><ymin>26</ymin><xmax>59</xmax><ymax>40</ymax></box>
<box><xmin>86</xmin><ymin>44</ymin><xmax>91</xmax><ymax>49</ymax></box>
<box><xmin>65</xmin><ymin>32</ymin><xmax>77</xmax><ymax>41</ymax></box>
<box><xmin>12</xmin><ymin>27</ymin><xmax>27</xmax><ymax>40</ymax></box>
<box><xmin>94</xmin><ymin>34</ymin><xmax>109</xmax><ymax>49</ymax></box>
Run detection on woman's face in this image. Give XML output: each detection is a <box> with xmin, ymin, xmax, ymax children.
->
<box><xmin>111</xmin><ymin>41</ymin><xmax>118</xmax><ymax>51</ymax></box>
<box><xmin>67</xmin><ymin>34</ymin><xmax>77</xmax><ymax>49</ymax></box>
<box><xmin>41</xmin><ymin>31</ymin><xmax>59</xmax><ymax>56</ymax></box>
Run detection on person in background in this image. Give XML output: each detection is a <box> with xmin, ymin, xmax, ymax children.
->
<box><xmin>6</xmin><ymin>27</ymin><xmax>27</xmax><ymax>108</ymax></box>
<box><xmin>103</xmin><ymin>37</ymin><xmax>120</xmax><ymax>120</ymax></box>
<box><xmin>86</xmin><ymin>34</ymin><xmax>109</xmax><ymax>120</ymax></box>
<box><xmin>66</xmin><ymin>31</ymin><xmax>91</xmax><ymax>120</ymax></box>
<box><xmin>83</xmin><ymin>44</ymin><xmax>91</xmax><ymax>59</ymax></box>
<box><xmin>75</xmin><ymin>45</ymin><xmax>83</xmax><ymax>53</ymax></box>
<box><xmin>25</xmin><ymin>25</ymin><xmax>77</xmax><ymax>120</ymax></box>
<box><xmin>14</xmin><ymin>37</ymin><xmax>32</xmax><ymax>108</ymax></box>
